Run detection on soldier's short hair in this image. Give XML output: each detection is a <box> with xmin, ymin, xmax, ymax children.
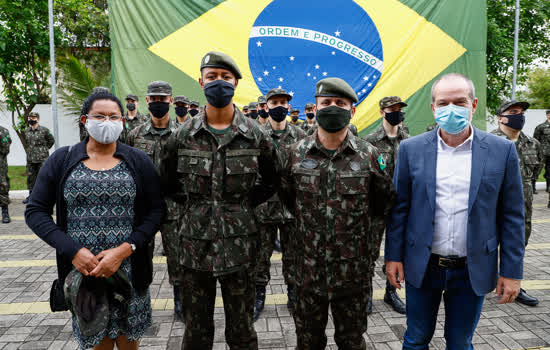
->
<box><xmin>431</xmin><ymin>73</ymin><xmax>476</xmax><ymax>103</ymax></box>
<box><xmin>546</xmin><ymin>110</ymin><xmax>550</xmax><ymax>115</ymax></box>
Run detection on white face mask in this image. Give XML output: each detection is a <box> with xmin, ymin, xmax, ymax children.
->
<box><xmin>85</xmin><ymin>119</ymin><xmax>123</xmax><ymax>144</ymax></box>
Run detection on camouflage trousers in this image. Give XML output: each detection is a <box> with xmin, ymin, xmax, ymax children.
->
<box><xmin>0</xmin><ymin>171</ymin><xmax>9</xmax><ymax>207</ymax></box>
<box><xmin>255</xmin><ymin>221</ymin><xmax>296</xmax><ymax>287</ymax></box>
<box><xmin>368</xmin><ymin>220</ymin><xmax>386</xmax><ymax>277</ymax></box>
<box><xmin>524</xmin><ymin>182</ymin><xmax>533</xmax><ymax>246</ymax></box>
<box><xmin>161</xmin><ymin>219</ymin><xmax>181</xmax><ymax>286</ymax></box>
<box><xmin>294</xmin><ymin>287</ymin><xmax>369</xmax><ymax>350</ymax></box>
<box><xmin>26</xmin><ymin>162</ymin><xmax>43</xmax><ymax>194</ymax></box>
<box><xmin>544</xmin><ymin>156</ymin><xmax>550</xmax><ymax>181</ymax></box>
<box><xmin>179</xmin><ymin>267</ymin><xmax>258</xmax><ymax>350</ymax></box>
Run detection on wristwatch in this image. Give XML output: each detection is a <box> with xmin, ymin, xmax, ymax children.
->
<box><xmin>130</xmin><ymin>243</ymin><xmax>136</xmax><ymax>252</ymax></box>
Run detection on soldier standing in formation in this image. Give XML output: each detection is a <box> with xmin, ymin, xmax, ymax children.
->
<box><xmin>242</xmin><ymin>104</ymin><xmax>249</xmax><ymax>118</ymax></box>
<box><xmin>279</xmin><ymin>77</ymin><xmax>395</xmax><ymax>349</ymax></box>
<box><xmin>160</xmin><ymin>52</ymin><xmax>279</xmax><ymax>349</ymax></box>
<box><xmin>289</xmin><ymin>108</ymin><xmax>301</xmax><ymax>126</ymax></box>
<box><xmin>257</xmin><ymin>95</ymin><xmax>269</xmax><ymax>126</ymax></box>
<box><xmin>174</xmin><ymin>95</ymin><xmax>191</xmax><ymax>125</ymax></box>
<box><xmin>301</xmin><ymin>103</ymin><xmax>317</xmax><ymax>133</ymax></box>
<box><xmin>363</xmin><ymin>96</ymin><xmax>409</xmax><ymax>315</ymax></box>
<box><xmin>248</xmin><ymin>102</ymin><xmax>259</xmax><ymax>121</ymax></box>
<box><xmin>253</xmin><ymin>88</ymin><xmax>306</xmax><ymax>321</ymax></box>
<box><xmin>188</xmin><ymin>101</ymin><xmax>200</xmax><ymax>118</ymax></box>
<box><xmin>534</xmin><ymin>110</ymin><xmax>550</xmax><ymax>205</ymax></box>
<box><xmin>124</xmin><ymin>94</ymin><xmax>147</xmax><ymax>133</ymax></box>
<box><xmin>0</xmin><ymin>125</ymin><xmax>11</xmax><ymax>223</ymax></box>
<box><xmin>126</xmin><ymin>81</ymin><xmax>185</xmax><ymax>321</ymax></box>
<box><xmin>23</xmin><ymin>112</ymin><xmax>55</xmax><ymax>204</ymax></box>
<box><xmin>491</xmin><ymin>100</ymin><xmax>543</xmax><ymax>307</ymax></box>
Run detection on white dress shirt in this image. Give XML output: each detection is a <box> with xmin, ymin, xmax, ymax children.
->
<box><xmin>432</xmin><ymin>127</ymin><xmax>474</xmax><ymax>257</ymax></box>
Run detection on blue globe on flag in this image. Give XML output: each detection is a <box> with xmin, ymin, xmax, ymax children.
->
<box><xmin>248</xmin><ymin>0</ymin><xmax>384</xmax><ymax>119</ymax></box>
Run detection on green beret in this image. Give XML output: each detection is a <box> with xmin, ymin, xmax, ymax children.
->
<box><xmin>315</xmin><ymin>77</ymin><xmax>358</xmax><ymax>103</ymax></box>
<box><xmin>147</xmin><ymin>81</ymin><xmax>172</xmax><ymax>96</ymax></box>
<box><xmin>174</xmin><ymin>95</ymin><xmax>188</xmax><ymax>104</ymax></box>
<box><xmin>265</xmin><ymin>88</ymin><xmax>293</xmax><ymax>102</ymax></box>
<box><xmin>125</xmin><ymin>94</ymin><xmax>139</xmax><ymax>102</ymax></box>
<box><xmin>248</xmin><ymin>102</ymin><xmax>258</xmax><ymax>111</ymax></box>
<box><xmin>258</xmin><ymin>96</ymin><xmax>267</xmax><ymax>104</ymax></box>
<box><xmin>497</xmin><ymin>100</ymin><xmax>530</xmax><ymax>115</ymax></box>
<box><xmin>200</xmin><ymin>51</ymin><xmax>242</xmax><ymax>79</ymax></box>
<box><xmin>290</xmin><ymin>108</ymin><xmax>300</xmax><ymax>113</ymax></box>
<box><xmin>379</xmin><ymin>96</ymin><xmax>407</xmax><ymax>109</ymax></box>
<box><xmin>304</xmin><ymin>103</ymin><xmax>315</xmax><ymax>109</ymax></box>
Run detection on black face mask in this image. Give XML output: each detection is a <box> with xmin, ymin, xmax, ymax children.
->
<box><xmin>148</xmin><ymin>101</ymin><xmax>170</xmax><ymax>119</ymax></box>
<box><xmin>249</xmin><ymin>111</ymin><xmax>258</xmax><ymax>119</ymax></box>
<box><xmin>204</xmin><ymin>80</ymin><xmax>235</xmax><ymax>108</ymax></box>
<box><xmin>126</xmin><ymin>103</ymin><xmax>136</xmax><ymax>111</ymax></box>
<box><xmin>503</xmin><ymin>113</ymin><xmax>525</xmax><ymax>130</ymax></box>
<box><xmin>259</xmin><ymin>109</ymin><xmax>269</xmax><ymax>119</ymax></box>
<box><xmin>291</xmin><ymin>115</ymin><xmax>299</xmax><ymax>122</ymax></box>
<box><xmin>28</xmin><ymin>119</ymin><xmax>37</xmax><ymax>126</ymax></box>
<box><xmin>189</xmin><ymin>109</ymin><xmax>199</xmax><ymax>117</ymax></box>
<box><xmin>384</xmin><ymin>111</ymin><xmax>403</xmax><ymax>126</ymax></box>
<box><xmin>175</xmin><ymin>106</ymin><xmax>188</xmax><ymax>118</ymax></box>
<box><xmin>268</xmin><ymin>106</ymin><xmax>289</xmax><ymax>122</ymax></box>
<box><xmin>306</xmin><ymin>113</ymin><xmax>315</xmax><ymax>119</ymax></box>
<box><xmin>316</xmin><ymin>106</ymin><xmax>351</xmax><ymax>133</ymax></box>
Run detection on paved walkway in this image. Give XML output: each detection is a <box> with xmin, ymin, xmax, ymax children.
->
<box><xmin>0</xmin><ymin>192</ymin><xmax>549</xmax><ymax>350</ymax></box>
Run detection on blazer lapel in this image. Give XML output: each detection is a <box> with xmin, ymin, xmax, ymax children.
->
<box><xmin>424</xmin><ymin>130</ymin><xmax>438</xmax><ymax>212</ymax></box>
<box><xmin>468</xmin><ymin>129</ymin><xmax>488</xmax><ymax>214</ymax></box>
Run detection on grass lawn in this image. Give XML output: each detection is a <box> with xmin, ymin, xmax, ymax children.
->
<box><xmin>8</xmin><ymin>166</ymin><xmax>27</xmax><ymax>190</ymax></box>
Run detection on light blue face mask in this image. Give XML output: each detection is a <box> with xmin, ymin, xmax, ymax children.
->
<box><xmin>434</xmin><ymin>104</ymin><xmax>471</xmax><ymax>134</ymax></box>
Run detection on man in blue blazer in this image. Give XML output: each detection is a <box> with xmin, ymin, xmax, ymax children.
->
<box><xmin>385</xmin><ymin>73</ymin><xmax>525</xmax><ymax>350</ymax></box>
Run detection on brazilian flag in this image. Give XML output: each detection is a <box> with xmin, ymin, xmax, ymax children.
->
<box><xmin>109</xmin><ymin>0</ymin><xmax>486</xmax><ymax>135</ymax></box>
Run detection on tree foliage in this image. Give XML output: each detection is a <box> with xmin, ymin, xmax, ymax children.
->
<box><xmin>487</xmin><ymin>0</ymin><xmax>550</xmax><ymax>114</ymax></box>
<box><xmin>519</xmin><ymin>68</ymin><xmax>550</xmax><ymax>109</ymax></box>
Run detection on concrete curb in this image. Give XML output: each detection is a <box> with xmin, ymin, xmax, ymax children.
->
<box><xmin>9</xmin><ymin>190</ymin><xmax>29</xmax><ymax>199</ymax></box>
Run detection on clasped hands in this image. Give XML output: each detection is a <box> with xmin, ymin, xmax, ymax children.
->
<box><xmin>71</xmin><ymin>243</ymin><xmax>133</xmax><ymax>278</ymax></box>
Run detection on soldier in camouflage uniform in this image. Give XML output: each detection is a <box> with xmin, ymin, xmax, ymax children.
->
<box><xmin>248</xmin><ymin>102</ymin><xmax>259</xmax><ymax>121</ymax></box>
<box><xmin>23</xmin><ymin>112</ymin><xmax>55</xmax><ymax>204</ymax></box>
<box><xmin>279</xmin><ymin>78</ymin><xmax>395</xmax><ymax>349</ymax></box>
<box><xmin>491</xmin><ymin>100</ymin><xmax>543</xmax><ymax>307</ymax></box>
<box><xmin>301</xmin><ymin>103</ymin><xmax>317</xmax><ymax>133</ymax></box>
<box><xmin>363</xmin><ymin>96</ymin><xmax>409</xmax><ymax>315</ymax></box>
<box><xmin>126</xmin><ymin>81</ymin><xmax>185</xmax><ymax>321</ymax></box>
<box><xmin>174</xmin><ymin>95</ymin><xmax>191</xmax><ymax>125</ymax></box>
<box><xmin>242</xmin><ymin>104</ymin><xmax>249</xmax><ymax>117</ymax></box>
<box><xmin>160</xmin><ymin>52</ymin><xmax>279</xmax><ymax>350</ymax></box>
<box><xmin>533</xmin><ymin>110</ymin><xmax>550</xmax><ymax>199</ymax></box>
<box><xmin>257</xmin><ymin>95</ymin><xmax>269</xmax><ymax>126</ymax></box>
<box><xmin>188</xmin><ymin>101</ymin><xmax>200</xmax><ymax>118</ymax></box>
<box><xmin>121</xmin><ymin>94</ymin><xmax>147</xmax><ymax>143</ymax></box>
<box><xmin>0</xmin><ymin>126</ymin><xmax>11</xmax><ymax>223</ymax></box>
<box><xmin>289</xmin><ymin>108</ymin><xmax>301</xmax><ymax>126</ymax></box>
<box><xmin>253</xmin><ymin>88</ymin><xmax>307</xmax><ymax>322</ymax></box>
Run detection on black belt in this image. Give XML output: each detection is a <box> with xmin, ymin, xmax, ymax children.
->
<box><xmin>429</xmin><ymin>254</ymin><xmax>466</xmax><ymax>269</ymax></box>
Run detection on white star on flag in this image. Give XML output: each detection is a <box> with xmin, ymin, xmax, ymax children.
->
<box><xmin>363</xmin><ymin>76</ymin><xmax>369</xmax><ymax>81</ymax></box>
<box><xmin>335</xmin><ymin>30</ymin><xmax>341</xmax><ymax>37</ymax></box>
<box><xmin>290</xmin><ymin>56</ymin><xmax>295</xmax><ymax>61</ymax></box>
<box><xmin>331</xmin><ymin>51</ymin><xmax>336</xmax><ymax>55</ymax></box>
<box><xmin>289</xmin><ymin>91</ymin><xmax>295</xmax><ymax>96</ymax></box>
<box><xmin>272</xmin><ymin>66</ymin><xmax>276</xmax><ymax>70</ymax></box>
<box><xmin>358</xmin><ymin>92</ymin><xmax>362</xmax><ymax>96</ymax></box>
<box><xmin>307</xmin><ymin>73</ymin><xmax>311</xmax><ymax>77</ymax></box>
<box><xmin>362</xmin><ymin>89</ymin><xmax>366</xmax><ymax>93</ymax></box>
<box><xmin>263</xmin><ymin>71</ymin><xmax>269</xmax><ymax>76</ymax></box>
<box><xmin>313</xmin><ymin>76</ymin><xmax>317</xmax><ymax>80</ymax></box>
<box><xmin>279</xmin><ymin>77</ymin><xmax>284</xmax><ymax>82</ymax></box>
<box><xmin>256</xmin><ymin>41</ymin><xmax>262</xmax><ymax>47</ymax></box>
<box><xmin>368</xmin><ymin>83</ymin><xmax>372</xmax><ymax>87</ymax></box>
<box><xmin>315</xmin><ymin>65</ymin><xmax>320</xmax><ymax>69</ymax></box>
<box><xmin>278</xmin><ymin>85</ymin><xmax>282</xmax><ymax>89</ymax></box>
<box><xmin>322</xmin><ymin>72</ymin><xmax>327</xmax><ymax>76</ymax></box>
<box><xmin>258</xmin><ymin>77</ymin><xmax>262</xmax><ymax>81</ymax></box>
<box><xmin>373</xmin><ymin>75</ymin><xmax>377</xmax><ymax>79</ymax></box>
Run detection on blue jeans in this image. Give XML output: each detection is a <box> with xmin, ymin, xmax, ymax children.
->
<box><xmin>402</xmin><ymin>261</ymin><xmax>485</xmax><ymax>350</ymax></box>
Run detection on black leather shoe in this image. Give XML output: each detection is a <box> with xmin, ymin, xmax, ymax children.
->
<box><xmin>384</xmin><ymin>282</ymin><xmax>406</xmax><ymax>314</ymax></box>
<box><xmin>533</xmin><ymin>182</ymin><xmax>537</xmax><ymax>194</ymax></box>
<box><xmin>22</xmin><ymin>197</ymin><xmax>29</xmax><ymax>204</ymax></box>
<box><xmin>274</xmin><ymin>239</ymin><xmax>282</xmax><ymax>253</ymax></box>
<box><xmin>516</xmin><ymin>288</ymin><xmax>539</xmax><ymax>307</ymax></box>
<box><xmin>1</xmin><ymin>206</ymin><xmax>10</xmax><ymax>224</ymax></box>
<box><xmin>546</xmin><ymin>181</ymin><xmax>550</xmax><ymax>193</ymax></box>
<box><xmin>253</xmin><ymin>285</ymin><xmax>266</xmax><ymax>322</ymax></box>
<box><xmin>287</xmin><ymin>284</ymin><xmax>295</xmax><ymax>315</ymax></box>
<box><xmin>173</xmin><ymin>286</ymin><xmax>185</xmax><ymax>322</ymax></box>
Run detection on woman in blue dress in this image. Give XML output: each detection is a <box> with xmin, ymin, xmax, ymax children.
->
<box><xmin>26</xmin><ymin>92</ymin><xmax>165</xmax><ymax>349</ymax></box>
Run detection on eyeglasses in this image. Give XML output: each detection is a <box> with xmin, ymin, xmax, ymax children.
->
<box><xmin>86</xmin><ymin>114</ymin><xmax>123</xmax><ymax>122</ymax></box>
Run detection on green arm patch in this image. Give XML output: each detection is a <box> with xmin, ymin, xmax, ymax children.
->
<box><xmin>378</xmin><ymin>154</ymin><xmax>387</xmax><ymax>170</ymax></box>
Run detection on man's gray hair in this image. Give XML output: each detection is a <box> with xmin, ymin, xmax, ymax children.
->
<box><xmin>431</xmin><ymin>73</ymin><xmax>476</xmax><ymax>103</ymax></box>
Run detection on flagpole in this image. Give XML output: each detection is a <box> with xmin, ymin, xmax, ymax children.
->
<box><xmin>48</xmin><ymin>0</ymin><xmax>60</xmax><ymax>149</ymax></box>
<box><xmin>511</xmin><ymin>0</ymin><xmax>520</xmax><ymax>100</ymax></box>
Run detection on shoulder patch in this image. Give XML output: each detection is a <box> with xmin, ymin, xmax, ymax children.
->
<box><xmin>301</xmin><ymin>158</ymin><xmax>318</xmax><ymax>169</ymax></box>
<box><xmin>350</xmin><ymin>161</ymin><xmax>361</xmax><ymax>171</ymax></box>
<box><xmin>377</xmin><ymin>154</ymin><xmax>387</xmax><ymax>170</ymax></box>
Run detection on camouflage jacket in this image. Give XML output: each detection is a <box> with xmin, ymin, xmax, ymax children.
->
<box><xmin>121</xmin><ymin>112</ymin><xmax>148</xmax><ymax>143</ymax></box>
<box><xmin>24</xmin><ymin>125</ymin><xmax>54</xmax><ymax>163</ymax></box>
<box><xmin>127</xmin><ymin>118</ymin><xmax>180</xmax><ymax>220</ymax></box>
<box><xmin>255</xmin><ymin>122</ymin><xmax>306</xmax><ymax>223</ymax></box>
<box><xmin>363</xmin><ymin>125</ymin><xmax>409</xmax><ymax>178</ymax></box>
<box><xmin>533</xmin><ymin>121</ymin><xmax>550</xmax><ymax>156</ymax></box>
<box><xmin>279</xmin><ymin>131</ymin><xmax>396</xmax><ymax>296</ymax></box>
<box><xmin>301</xmin><ymin>120</ymin><xmax>317</xmax><ymax>133</ymax></box>
<box><xmin>160</xmin><ymin>106</ymin><xmax>279</xmax><ymax>275</ymax></box>
<box><xmin>307</xmin><ymin>123</ymin><xmax>358</xmax><ymax>137</ymax></box>
<box><xmin>491</xmin><ymin>128</ymin><xmax>543</xmax><ymax>184</ymax></box>
<box><xmin>0</xmin><ymin>127</ymin><xmax>11</xmax><ymax>172</ymax></box>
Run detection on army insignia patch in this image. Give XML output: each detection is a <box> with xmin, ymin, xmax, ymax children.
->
<box><xmin>377</xmin><ymin>154</ymin><xmax>386</xmax><ymax>170</ymax></box>
<box><xmin>204</xmin><ymin>55</ymin><xmax>210</xmax><ymax>64</ymax></box>
<box><xmin>301</xmin><ymin>158</ymin><xmax>318</xmax><ymax>169</ymax></box>
<box><xmin>350</xmin><ymin>162</ymin><xmax>361</xmax><ymax>171</ymax></box>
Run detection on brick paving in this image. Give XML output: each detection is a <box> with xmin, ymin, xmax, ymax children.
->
<box><xmin>0</xmin><ymin>192</ymin><xmax>549</xmax><ymax>349</ymax></box>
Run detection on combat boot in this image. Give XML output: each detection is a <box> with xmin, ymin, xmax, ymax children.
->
<box><xmin>532</xmin><ymin>180</ymin><xmax>537</xmax><ymax>194</ymax></box>
<box><xmin>274</xmin><ymin>238</ymin><xmax>282</xmax><ymax>253</ymax></box>
<box><xmin>287</xmin><ymin>284</ymin><xmax>295</xmax><ymax>315</ymax></box>
<box><xmin>253</xmin><ymin>285</ymin><xmax>266</xmax><ymax>322</ymax></box>
<box><xmin>367</xmin><ymin>277</ymin><xmax>373</xmax><ymax>315</ymax></box>
<box><xmin>546</xmin><ymin>180</ymin><xmax>550</xmax><ymax>192</ymax></box>
<box><xmin>384</xmin><ymin>280</ymin><xmax>406</xmax><ymax>314</ymax></box>
<box><xmin>2</xmin><ymin>206</ymin><xmax>10</xmax><ymax>224</ymax></box>
<box><xmin>173</xmin><ymin>286</ymin><xmax>184</xmax><ymax>323</ymax></box>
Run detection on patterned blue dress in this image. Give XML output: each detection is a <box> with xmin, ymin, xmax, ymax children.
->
<box><xmin>64</xmin><ymin>161</ymin><xmax>152</xmax><ymax>349</ymax></box>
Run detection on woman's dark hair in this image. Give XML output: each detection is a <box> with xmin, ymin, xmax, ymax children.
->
<box><xmin>81</xmin><ymin>91</ymin><xmax>124</xmax><ymax>116</ymax></box>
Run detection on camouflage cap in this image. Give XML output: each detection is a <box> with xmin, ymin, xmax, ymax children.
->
<box><xmin>200</xmin><ymin>51</ymin><xmax>242</xmax><ymax>79</ymax></box>
<box><xmin>248</xmin><ymin>102</ymin><xmax>258</xmax><ymax>111</ymax></box>
<box><xmin>497</xmin><ymin>100</ymin><xmax>530</xmax><ymax>115</ymax></box>
<box><xmin>189</xmin><ymin>101</ymin><xmax>199</xmax><ymax>107</ymax></box>
<box><xmin>265</xmin><ymin>88</ymin><xmax>293</xmax><ymax>102</ymax></box>
<box><xmin>92</xmin><ymin>87</ymin><xmax>109</xmax><ymax>94</ymax></box>
<box><xmin>146</xmin><ymin>81</ymin><xmax>172</xmax><ymax>96</ymax></box>
<box><xmin>379</xmin><ymin>96</ymin><xmax>408</xmax><ymax>109</ymax></box>
<box><xmin>290</xmin><ymin>108</ymin><xmax>300</xmax><ymax>113</ymax></box>
<box><xmin>315</xmin><ymin>77</ymin><xmax>358</xmax><ymax>103</ymax></box>
<box><xmin>174</xmin><ymin>95</ymin><xmax>188</xmax><ymax>104</ymax></box>
<box><xmin>125</xmin><ymin>94</ymin><xmax>139</xmax><ymax>102</ymax></box>
<box><xmin>304</xmin><ymin>103</ymin><xmax>315</xmax><ymax>109</ymax></box>
<box><xmin>242</xmin><ymin>105</ymin><xmax>249</xmax><ymax>110</ymax></box>
<box><xmin>29</xmin><ymin>112</ymin><xmax>40</xmax><ymax>118</ymax></box>
<box><xmin>258</xmin><ymin>95</ymin><xmax>267</xmax><ymax>104</ymax></box>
